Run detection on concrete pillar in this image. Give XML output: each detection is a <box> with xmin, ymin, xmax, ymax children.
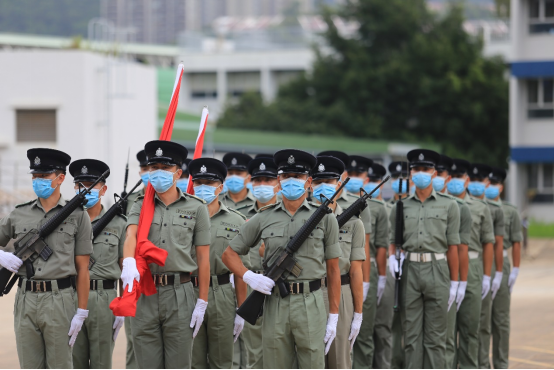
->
<box><xmin>260</xmin><ymin>68</ymin><xmax>275</xmax><ymax>102</ymax></box>
<box><xmin>216</xmin><ymin>68</ymin><xmax>227</xmax><ymax>116</ymax></box>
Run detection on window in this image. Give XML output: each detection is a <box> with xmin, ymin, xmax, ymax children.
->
<box><xmin>227</xmin><ymin>72</ymin><xmax>261</xmax><ymax>98</ymax></box>
<box><xmin>527</xmin><ymin>78</ymin><xmax>554</xmax><ymax>118</ymax></box>
<box><xmin>529</xmin><ymin>0</ymin><xmax>554</xmax><ymax>34</ymax></box>
<box><xmin>527</xmin><ymin>163</ymin><xmax>554</xmax><ymax>203</ymax></box>
<box><xmin>16</xmin><ymin>109</ymin><xmax>56</xmax><ymax>142</ymax></box>
<box><xmin>189</xmin><ymin>73</ymin><xmax>217</xmax><ymax>100</ymax></box>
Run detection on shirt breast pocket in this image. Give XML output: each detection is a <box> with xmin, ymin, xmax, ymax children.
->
<box><xmin>171</xmin><ymin>215</ymin><xmax>195</xmax><ymax>247</ymax></box>
<box><xmin>14</xmin><ymin>224</ymin><xmax>35</xmax><ymax>240</ymax></box>
<box><xmin>338</xmin><ymin>232</ymin><xmax>353</xmax><ymax>259</ymax></box>
<box><xmin>216</xmin><ymin>228</ymin><xmax>238</xmax><ymax>253</ymax></box>
<box><xmin>55</xmin><ymin>222</ymin><xmax>76</xmax><ymax>253</ymax></box>
<box><xmin>94</xmin><ymin>233</ymin><xmax>120</xmax><ymax>264</ymax></box>
<box><xmin>261</xmin><ymin>227</ymin><xmax>286</xmax><ymax>260</ymax></box>
<box><xmin>298</xmin><ymin>227</ymin><xmax>325</xmax><ymax>257</ymax></box>
<box><xmin>426</xmin><ymin>209</ymin><xmax>448</xmax><ymax>232</ymax></box>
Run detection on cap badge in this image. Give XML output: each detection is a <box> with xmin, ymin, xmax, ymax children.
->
<box><xmin>34</xmin><ymin>156</ymin><xmax>41</xmax><ymax>166</ymax></box>
<box><xmin>182</xmin><ymin>163</ymin><xmax>187</xmax><ymax>170</ymax></box>
<box><xmin>288</xmin><ymin>155</ymin><xmax>295</xmax><ymax>165</ymax></box>
<box><xmin>200</xmin><ymin>165</ymin><xmax>207</xmax><ymax>173</ymax></box>
<box><xmin>351</xmin><ymin>160</ymin><xmax>357</xmax><ymax>167</ymax></box>
<box><xmin>81</xmin><ymin>166</ymin><xmax>88</xmax><ymax>174</ymax></box>
<box><xmin>156</xmin><ymin>148</ymin><xmax>163</xmax><ymax>157</ymax></box>
<box><xmin>489</xmin><ymin>172</ymin><xmax>493</xmax><ymax>178</ymax></box>
<box><xmin>452</xmin><ymin>164</ymin><xmax>457</xmax><ymax>171</ymax></box>
<box><xmin>231</xmin><ymin>158</ymin><xmax>238</xmax><ymax>165</ymax></box>
<box><xmin>259</xmin><ymin>162</ymin><xmax>266</xmax><ymax>170</ymax></box>
<box><xmin>396</xmin><ymin>164</ymin><xmax>401</xmax><ymax>172</ymax></box>
<box><xmin>368</xmin><ymin>167</ymin><xmax>373</xmax><ymax>175</ymax></box>
<box><xmin>318</xmin><ymin>163</ymin><xmax>325</xmax><ymax>172</ymax></box>
<box><xmin>419</xmin><ymin>153</ymin><xmax>424</xmax><ymax>160</ymax></box>
<box><xmin>473</xmin><ymin>167</ymin><xmax>478</xmax><ymax>174</ymax></box>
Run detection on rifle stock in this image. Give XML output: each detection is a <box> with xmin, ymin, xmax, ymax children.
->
<box><xmin>393</xmin><ymin>178</ymin><xmax>408</xmax><ymax>312</ymax></box>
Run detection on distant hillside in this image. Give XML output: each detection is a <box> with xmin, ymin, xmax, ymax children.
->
<box><xmin>0</xmin><ymin>0</ymin><xmax>100</xmax><ymax>37</ymax></box>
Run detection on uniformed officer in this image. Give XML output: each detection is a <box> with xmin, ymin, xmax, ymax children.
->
<box><xmin>176</xmin><ymin>158</ymin><xmax>192</xmax><ymax>193</ymax></box>
<box><xmin>188</xmin><ymin>158</ymin><xmax>248</xmax><ymax>368</ymax></box>
<box><xmin>466</xmin><ymin>164</ymin><xmax>505</xmax><ymax>368</ymax></box>
<box><xmin>365</xmin><ymin>163</ymin><xmax>393</xmax><ymax>369</ymax></box>
<box><xmin>0</xmin><ymin>148</ymin><xmax>93</xmax><ymax>368</ymax></box>
<box><xmin>69</xmin><ymin>159</ymin><xmax>126</xmax><ymax>368</ymax></box>
<box><xmin>220</xmin><ymin>152</ymin><xmax>255</xmax><ymax>211</ymax></box>
<box><xmin>122</xmin><ymin>140</ymin><xmax>212</xmax><ymax>368</ymax></box>
<box><xmin>388</xmin><ymin>149</ymin><xmax>460</xmax><ymax>368</ymax></box>
<box><xmin>222</xmin><ymin>149</ymin><xmax>342</xmax><ymax>369</ymax></box>
<box><xmin>312</xmin><ymin>155</ymin><xmax>365</xmax><ymax>369</ymax></box>
<box><xmin>483</xmin><ymin>167</ymin><xmax>522</xmax><ymax>369</ymax></box>
<box><xmin>387</xmin><ymin>161</ymin><xmax>409</xmax><ymax>369</ymax></box>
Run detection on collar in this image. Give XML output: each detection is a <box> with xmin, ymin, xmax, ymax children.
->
<box><xmin>274</xmin><ymin>198</ymin><xmax>312</xmax><ymax>213</ymax></box>
<box><xmin>411</xmin><ymin>189</ymin><xmax>438</xmax><ymax>203</ymax></box>
<box><xmin>32</xmin><ymin>194</ymin><xmax>66</xmax><ymax>212</ymax></box>
<box><xmin>91</xmin><ymin>206</ymin><xmax>107</xmax><ymax>223</ymax></box>
<box><xmin>334</xmin><ymin>203</ymin><xmax>344</xmax><ymax>216</ymax></box>
<box><xmin>224</xmin><ymin>189</ymin><xmax>256</xmax><ymax>203</ymax></box>
<box><xmin>212</xmin><ymin>201</ymin><xmax>231</xmax><ymax>218</ymax></box>
<box><xmin>153</xmin><ymin>188</ymin><xmax>188</xmax><ymax>205</ymax></box>
<box><xmin>487</xmin><ymin>198</ymin><xmax>503</xmax><ymax>206</ymax></box>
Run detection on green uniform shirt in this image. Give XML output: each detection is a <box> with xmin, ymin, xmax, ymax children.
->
<box><xmin>336</xmin><ymin>191</ymin><xmax>372</xmax><ymax>235</ymax></box>
<box><xmin>335</xmin><ymin>204</ymin><xmax>366</xmax><ymax>275</ymax></box>
<box><xmin>367</xmin><ymin>199</ymin><xmax>390</xmax><ymax>258</ymax></box>
<box><xmin>242</xmin><ymin>201</ymin><xmax>267</xmax><ymax>271</ymax></box>
<box><xmin>229</xmin><ymin>199</ymin><xmax>341</xmax><ymax>281</ymax></box>
<box><xmin>388</xmin><ymin>190</ymin><xmax>460</xmax><ymax>253</ymax></box>
<box><xmin>464</xmin><ymin>194</ymin><xmax>495</xmax><ymax>252</ymax></box>
<box><xmin>486</xmin><ymin>199</ymin><xmax>505</xmax><ymax>237</ymax></box>
<box><xmin>0</xmin><ymin>196</ymin><xmax>93</xmax><ymax>280</ymax></box>
<box><xmin>125</xmin><ymin>187</ymin><xmax>146</xmax><ymax>215</ymax></box>
<box><xmin>501</xmin><ymin>201</ymin><xmax>523</xmax><ymax>250</ymax></box>
<box><xmin>127</xmin><ymin>189</ymin><xmax>211</xmax><ymax>274</ymax></box>
<box><xmin>453</xmin><ymin>196</ymin><xmax>472</xmax><ymax>247</ymax></box>
<box><xmin>90</xmin><ymin>206</ymin><xmax>127</xmax><ymax>280</ymax></box>
<box><xmin>219</xmin><ymin>190</ymin><xmax>256</xmax><ymax>211</ymax></box>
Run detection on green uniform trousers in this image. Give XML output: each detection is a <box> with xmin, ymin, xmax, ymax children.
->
<box><xmin>232</xmin><ymin>286</ymin><xmax>262</xmax><ymax>369</ymax></box>
<box><xmin>125</xmin><ymin>316</ymin><xmax>137</xmax><ymax>368</ymax></box>
<box><xmin>445</xmin><ymin>287</ymin><xmax>457</xmax><ymax>368</ymax></box>
<box><xmin>131</xmin><ymin>280</ymin><xmax>196</xmax><ymax>369</ymax></box>
<box><xmin>14</xmin><ymin>281</ymin><xmax>76</xmax><ymax>369</ymax></box>
<box><xmin>72</xmin><ymin>286</ymin><xmax>117</xmax><ymax>369</ymax></box>
<box><xmin>262</xmin><ymin>283</ymin><xmax>327</xmax><ymax>369</ymax></box>
<box><xmin>192</xmin><ymin>281</ymin><xmax>236</xmax><ymax>369</ymax></box>
<box><xmin>232</xmin><ymin>324</ymin><xmax>248</xmax><ymax>369</ymax></box>
<box><xmin>401</xmin><ymin>257</ymin><xmax>450</xmax><ymax>369</ymax></box>
<box><xmin>373</xmin><ymin>269</ymin><xmax>395</xmax><ymax>369</ymax></box>
<box><xmin>353</xmin><ymin>263</ymin><xmax>378</xmax><ymax>369</ymax></box>
<box><xmin>322</xmin><ymin>284</ymin><xmax>355</xmax><ymax>369</ymax></box>
<box><xmin>390</xmin><ymin>310</ymin><xmax>404</xmax><ymax>369</ymax></box>
<box><xmin>479</xmin><ymin>257</ymin><xmax>510</xmax><ymax>369</ymax></box>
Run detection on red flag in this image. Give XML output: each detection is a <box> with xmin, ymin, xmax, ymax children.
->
<box><xmin>186</xmin><ymin>107</ymin><xmax>209</xmax><ymax>195</ymax></box>
<box><xmin>110</xmin><ymin>63</ymin><xmax>184</xmax><ymax>316</ymax></box>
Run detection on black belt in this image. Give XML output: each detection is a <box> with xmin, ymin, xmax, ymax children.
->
<box><xmin>323</xmin><ymin>273</ymin><xmax>351</xmax><ymax>287</ymax></box>
<box><xmin>191</xmin><ymin>272</ymin><xmax>231</xmax><ymax>287</ymax></box>
<box><xmin>282</xmin><ymin>279</ymin><xmax>322</xmax><ymax>295</ymax></box>
<box><xmin>18</xmin><ymin>276</ymin><xmax>75</xmax><ymax>293</ymax></box>
<box><xmin>90</xmin><ymin>279</ymin><xmax>116</xmax><ymax>290</ymax></box>
<box><xmin>152</xmin><ymin>272</ymin><xmax>191</xmax><ymax>287</ymax></box>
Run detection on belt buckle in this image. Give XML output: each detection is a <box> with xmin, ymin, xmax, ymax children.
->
<box><xmin>92</xmin><ymin>280</ymin><xmax>96</xmax><ymax>290</ymax></box>
<box><xmin>321</xmin><ymin>278</ymin><xmax>326</xmax><ymax>288</ymax></box>
<box><xmin>159</xmin><ymin>274</ymin><xmax>168</xmax><ymax>287</ymax></box>
<box><xmin>33</xmin><ymin>281</ymin><xmax>46</xmax><ymax>292</ymax></box>
<box><xmin>290</xmin><ymin>282</ymin><xmax>300</xmax><ymax>295</ymax></box>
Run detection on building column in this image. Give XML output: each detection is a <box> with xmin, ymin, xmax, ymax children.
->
<box><xmin>216</xmin><ymin>68</ymin><xmax>227</xmax><ymax>116</ymax></box>
<box><xmin>260</xmin><ymin>67</ymin><xmax>275</xmax><ymax>102</ymax></box>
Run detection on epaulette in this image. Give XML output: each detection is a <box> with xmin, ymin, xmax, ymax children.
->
<box><xmin>453</xmin><ymin>197</ymin><xmax>464</xmax><ymax>204</ymax></box>
<box><xmin>486</xmin><ymin>199</ymin><xmax>502</xmax><ymax>207</ymax></box>
<box><xmin>116</xmin><ymin>213</ymin><xmax>128</xmax><ymax>221</ymax></box>
<box><xmin>235</xmin><ymin>204</ymin><xmax>250</xmax><ymax>211</ymax></box>
<box><xmin>473</xmin><ymin>197</ymin><xmax>488</xmax><ymax>206</ymax></box>
<box><xmin>228</xmin><ymin>208</ymin><xmax>247</xmax><ymax>220</ymax></box>
<box><xmin>504</xmin><ymin>201</ymin><xmax>518</xmax><ymax>209</ymax></box>
<box><xmin>369</xmin><ymin>198</ymin><xmax>384</xmax><ymax>205</ymax></box>
<box><xmin>186</xmin><ymin>193</ymin><xmax>206</xmax><ymax>204</ymax></box>
<box><xmin>437</xmin><ymin>192</ymin><xmax>454</xmax><ymax>199</ymax></box>
<box><xmin>65</xmin><ymin>199</ymin><xmax>85</xmax><ymax>210</ymax></box>
<box><xmin>259</xmin><ymin>203</ymin><xmax>278</xmax><ymax>212</ymax></box>
<box><xmin>347</xmin><ymin>193</ymin><xmax>359</xmax><ymax>199</ymax></box>
<box><xmin>137</xmin><ymin>194</ymin><xmax>145</xmax><ymax>200</ymax></box>
<box><xmin>308</xmin><ymin>201</ymin><xmax>322</xmax><ymax>208</ymax></box>
<box><xmin>15</xmin><ymin>199</ymin><xmax>35</xmax><ymax>208</ymax></box>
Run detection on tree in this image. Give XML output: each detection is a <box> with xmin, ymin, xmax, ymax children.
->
<box><xmin>217</xmin><ymin>0</ymin><xmax>509</xmax><ymax>167</ymax></box>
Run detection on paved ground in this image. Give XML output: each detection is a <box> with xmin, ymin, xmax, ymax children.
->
<box><xmin>0</xmin><ymin>239</ymin><xmax>553</xmax><ymax>368</ymax></box>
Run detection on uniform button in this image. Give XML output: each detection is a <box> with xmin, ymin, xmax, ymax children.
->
<box><xmin>310</xmin><ymin>233</ymin><xmax>313</xmax><ymax>236</ymax></box>
<box><xmin>419</xmin><ymin>232</ymin><xmax>422</xmax><ymax>234</ymax></box>
<box><xmin>420</xmin><ymin>218</ymin><xmax>423</xmax><ymax>220</ymax></box>
<box><xmin>162</xmin><ymin>240</ymin><xmax>165</xmax><ymax>243</ymax></box>
<box><xmin>23</xmin><ymin>228</ymin><xmax>26</xmax><ymax>232</ymax></box>
<box><xmin>166</xmin><ymin>207</ymin><xmax>169</xmax><ymax>210</ymax></box>
<box><xmin>291</xmin><ymin>219</ymin><xmax>294</xmax><ymax>222</ymax></box>
<box><xmin>184</xmin><ymin>222</ymin><xmax>187</xmax><ymax>225</ymax></box>
<box><xmin>227</xmin><ymin>234</ymin><xmax>230</xmax><ymax>237</ymax></box>
<box><xmin>164</xmin><ymin>223</ymin><xmax>167</xmax><ymax>226</ymax></box>
<box><xmin>271</xmin><ymin>233</ymin><xmax>274</xmax><ymax>236</ymax></box>
<box><xmin>290</xmin><ymin>236</ymin><xmax>293</xmax><ymax>240</ymax></box>
<box><xmin>419</xmin><ymin>246</ymin><xmax>422</xmax><ymax>248</ymax></box>
<box><xmin>339</xmin><ymin>237</ymin><xmax>342</xmax><ymax>240</ymax></box>
<box><xmin>38</xmin><ymin>268</ymin><xmax>41</xmax><ymax>271</ymax></box>
<box><xmin>44</xmin><ymin>215</ymin><xmax>47</xmax><ymax>218</ymax></box>
<box><xmin>106</xmin><ymin>239</ymin><xmax>108</xmax><ymax>242</ymax></box>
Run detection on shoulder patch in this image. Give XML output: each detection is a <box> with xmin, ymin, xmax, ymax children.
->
<box><xmin>437</xmin><ymin>192</ymin><xmax>454</xmax><ymax>199</ymax></box>
<box><xmin>235</xmin><ymin>204</ymin><xmax>250</xmax><ymax>211</ymax></box>
<box><xmin>347</xmin><ymin>193</ymin><xmax>359</xmax><ymax>199</ymax></box>
<box><xmin>137</xmin><ymin>194</ymin><xmax>145</xmax><ymax>200</ymax></box>
<box><xmin>228</xmin><ymin>208</ymin><xmax>247</xmax><ymax>220</ymax></box>
<box><xmin>15</xmin><ymin>199</ymin><xmax>35</xmax><ymax>208</ymax></box>
<box><xmin>259</xmin><ymin>203</ymin><xmax>278</xmax><ymax>212</ymax></box>
<box><xmin>308</xmin><ymin>201</ymin><xmax>322</xmax><ymax>208</ymax></box>
<box><xmin>453</xmin><ymin>197</ymin><xmax>463</xmax><ymax>204</ymax></box>
<box><xmin>186</xmin><ymin>193</ymin><xmax>206</xmax><ymax>204</ymax></box>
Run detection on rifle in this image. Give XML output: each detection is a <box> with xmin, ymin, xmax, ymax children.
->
<box><xmin>336</xmin><ymin>175</ymin><xmax>390</xmax><ymax>228</ymax></box>
<box><xmin>236</xmin><ymin>179</ymin><xmax>348</xmax><ymax>325</ymax></box>
<box><xmin>0</xmin><ymin>170</ymin><xmax>110</xmax><ymax>296</ymax></box>
<box><xmin>120</xmin><ymin>148</ymin><xmax>130</xmax><ymax>212</ymax></box>
<box><xmin>393</xmin><ymin>177</ymin><xmax>410</xmax><ymax>312</ymax></box>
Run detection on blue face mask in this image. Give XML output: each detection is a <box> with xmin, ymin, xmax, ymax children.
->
<box><xmin>412</xmin><ymin>172</ymin><xmax>433</xmax><ymax>189</ymax></box>
<box><xmin>176</xmin><ymin>179</ymin><xmax>189</xmax><ymax>193</ymax></box>
<box><xmin>246</xmin><ymin>182</ymin><xmax>253</xmax><ymax>192</ymax></box>
<box><xmin>363</xmin><ymin>182</ymin><xmax>380</xmax><ymax>197</ymax></box>
<box><xmin>149</xmin><ymin>169</ymin><xmax>177</xmax><ymax>194</ymax></box>
<box><xmin>447</xmin><ymin>178</ymin><xmax>466</xmax><ymax>196</ymax></box>
<box><xmin>345</xmin><ymin>177</ymin><xmax>364</xmax><ymax>193</ymax></box>
<box><xmin>468</xmin><ymin>181</ymin><xmax>486</xmax><ymax>197</ymax></box>
<box><xmin>140</xmin><ymin>173</ymin><xmax>150</xmax><ymax>187</ymax></box>
<box><xmin>280</xmin><ymin>178</ymin><xmax>306</xmax><ymax>200</ymax></box>
<box><xmin>392</xmin><ymin>179</ymin><xmax>408</xmax><ymax>194</ymax></box>
<box><xmin>253</xmin><ymin>185</ymin><xmax>276</xmax><ymax>203</ymax></box>
<box><xmin>225</xmin><ymin>175</ymin><xmax>245</xmax><ymax>194</ymax></box>
<box><xmin>485</xmin><ymin>185</ymin><xmax>500</xmax><ymax>199</ymax></box>
<box><xmin>312</xmin><ymin>183</ymin><xmax>337</xmax><ymax>202</ymax></box>
<box><xmin>222</xmin><ymin>182</ymin><xmax>228</xmax><ymax>193</ymax></box>
<box><xmin>194</xmin><ymin>184</ymin><xmax>219</xmax><ymax>204</ymax></box>
<box><xmin>410</xmin><ymin>185</ymin><xmax>416</xmax><ymax>194</ymax></box>
<box><xmin>76</xmin><ymin>188</ymin><xmax>102</xmax><ymax>209</ymax></box>
<box><xmin>432</xmin><ymin>177</ymin><xmax>446</xmax><ymax>192</ymax></box>
<box><xmin>32</xmin><ymin>175</ymin><xmax>60</xmax><ymax>199</ymax></box>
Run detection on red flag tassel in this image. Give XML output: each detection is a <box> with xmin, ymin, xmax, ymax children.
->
<box><xmin>186</xmin><ymin>107</ymin><xmax>209</xmax><ymax>195</ymax></box>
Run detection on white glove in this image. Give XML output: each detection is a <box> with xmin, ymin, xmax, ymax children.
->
<box><xmin>508</xmin><ymin>267</ymin><xmax>519</xmax><ymax>293</ymax></box>
<box><xmin>482</xmin><ymin>275</ymin><xmax>491</xmax><ymax>300</ymax></box>
<box><xmin>230</xmin><ymin>274</ymin><xmax>235</xmax><ymax>289</ymax></box>
<box><xmin>456</xmin><ymin>281</ymin><xmax>467</xmax><ymax>311</ymax></box>
<box><xmin>0</xmin><ymin>250</ymin><xmax>23</xmax><ymax>273</ymax></box>
<box><xmin>448</xmin><ymin>281</ymin><xmax>459</xmax><ymax>312</ymax></box>
<box><xmin>242</xmin><ymin>270</ymin><xmax>275</xmax><ymax>295</ymax></box>
<box><xmin>190</xmin><ymin>299</ymin><xmax>208</xmax><ymax>338</ymax></box>
<box><xmin>388</xmin><ymin>253</ymin><xmax>405</xmax><ymax>278</ymax></box>
<box><xmin>121</xmin><ymin>257</ymin><xmax>140</xmax><ymax>293</ymax></box>
<box><xmin>491</xmin><ymin>272</ymin><xmax>503</xmax><ymax>299</ymax></box>
<box><xmin>362</xmin><ymin>282</ymin><xmax>370</xmax><ymax>302</ymax></box>
<box><xmin>113</xmin><ymin>316</ymin><xmax>125</xmax><ymax>341</ymax></box>
<box><xmin>324</xmin><ymin>313</ymin><xmax>339</xmax><ymax>355</ymax></box>
<box><xmin>377</xmin><ymin>275</ymin><xmax>387</xmax><ymax>305</ymax></box>
<box><xmin>348</xmin><ymin>312</ymin><xmax>363</xmax><ymax>351</ymax></box>
<box><xmin>68</xmin><ymin>308</ymin><xmax>89</xmax><ymax>347</ymax></box>
<box><xmin>233</xmin><ymin>313</ymin><xmax>245</xmax><ymax>343</ymax></box>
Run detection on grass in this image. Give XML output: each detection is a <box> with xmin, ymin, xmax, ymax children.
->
<box><xmin>528</xmin><ymin>221</ymin><xmax>554</xmax><ymax>238</ymax></box>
